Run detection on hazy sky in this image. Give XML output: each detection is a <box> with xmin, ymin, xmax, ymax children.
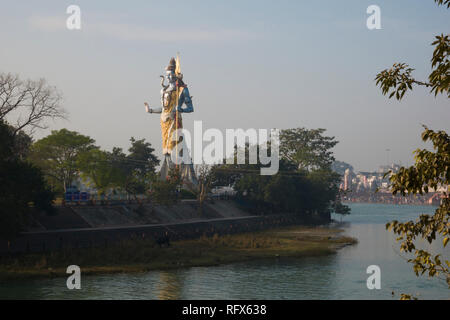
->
<box><xmin>1</xmin><ymin>0</ymin><xmax>449</xmax><ymax>172</ymax></box>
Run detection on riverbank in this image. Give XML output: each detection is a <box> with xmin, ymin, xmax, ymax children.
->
<box><xmin>0</xmin><ymin>225</ymin><xmax>356</xmax><ymax>281</ymax></box>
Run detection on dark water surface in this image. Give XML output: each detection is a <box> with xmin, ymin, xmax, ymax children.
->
<box><xmin>1</xmin><ymin>203</ymin><xmax>449</xmax><ymax>299</ymax></box>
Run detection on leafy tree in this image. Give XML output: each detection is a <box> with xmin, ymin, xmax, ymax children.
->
<box><xmin>333</xmin><ymin>195</ymin><xmax>351</xmax><ymax>221</ymax></box>
<box><xmin>375</xmin><ymin>39</ymin><xmax>448</xmax><ymax>97</ymax></box>
<box><xmin>29</xmin><ymin>129</ymin><xmax>96</xmax><ymax>193</ymax></box>
<box><xmin>0</xmin><ymin>122</ymin><xmax>33</xmax><ymax>160</ymax></box>
<box><xmin>0</xmin><ymin>120</ymin><xmax>54</xmax><ymax>240</ymax></box>
<box><xmin>235</xmin><ymin>173</ymin><xmax>272</xmax><ymax>214</ymax></box>
<box><xmin>375</xmin><ymin>0</ymin><xmax>450</xmax><ymax>291</ymax></box>
<box><xmin>385</xmin><ymin>128</ymin><xmax>449</xmax><ymax>287</ymax></box>
<box><xmin>77</xmin><ymin>148</ymin><xmax>119</xmax><ymax>198</ymax></box>
<box><xmin>109</xmin><ymin>138</ymin><xmax>159</xmax><ymax>200</ymax></box>
<box><xmin>211</xmin><ymin>129</ymin><xmax>348</xmax><ymax>219</ymax></box>
<box><xmin>263</xmin><ymin>173</ymin><xmax>308</xmax><ymax>213</ymax></box>
<box><xmin>278</xmin><ymin>128</ymin><xmax>349</xmax><ymax>218</ymax></box>
<box><xmin>211</xmin><ymin>142</ymin><xmax>296</xmax><ymax>188</ymax></box>
<box><xmin>307</xmin><ymin>169</ymin><xmax>343</xmax><ymax>214</ymax></box>
<box><xmin>210</xmin><ymin>143</ymin><xmax>257</xmax><ymax>188</ymax></box>
<box><xmin>127</xmin><ymin>137</ymin><xmax>159</xmax><ymax>173</ymax></box>
<box><xmin>280</xmin><ymin>128</ymin><xmax>338</xmax><ymax>171</ymax></box>
<box><xmin>233</xmin><ymin>168</ymin><xmax>345</xmax><ymax>220</ymax></box>
<box><xmin>108</xmin><ymin>147</ymin><xmax>130</xmax><ymax>189</ymax></box>
<box><xmin>151</xmin><ymin>168</ymin><xmax>181</xmax><ymax>205</ymax></box>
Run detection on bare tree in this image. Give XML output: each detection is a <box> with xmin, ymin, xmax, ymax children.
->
<box><xmin>0</xmin><ymin>73</ymin><xmax>66</xmax><ymax>135</ymax></box>
<box><xmin>196</xmin><ymin>163</ymin><xmax>213</xmax><ymax>216</ymax></box>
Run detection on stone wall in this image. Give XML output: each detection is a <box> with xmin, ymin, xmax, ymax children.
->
<box><xmin>0</xmin><ymin>200</ymin><xmax>328</xmax><ymax>255</ymax></box>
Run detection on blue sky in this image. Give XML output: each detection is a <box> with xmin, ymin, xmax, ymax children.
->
<box><xmin>1</xmin><ymin>0</ymin><xmax>449</xmax><ymax>171</ymax></box>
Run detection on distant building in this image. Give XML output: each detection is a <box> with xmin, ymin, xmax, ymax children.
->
<box><xmin>343</xmin><ymin>169</ymin><xmax>352</xmax><ymax>190</ymax></box>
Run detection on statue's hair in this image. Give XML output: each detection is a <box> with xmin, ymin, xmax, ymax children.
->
<box><xmin>166</xmin><ymin>57</ymin><xmax>176</xmax><ymax>71</ymax></box>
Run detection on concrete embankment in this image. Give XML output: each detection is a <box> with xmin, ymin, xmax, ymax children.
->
<box><xmin>1</xmin><ymin>200</ymin><xmax>327</xmax><ymax>254</ymax></box>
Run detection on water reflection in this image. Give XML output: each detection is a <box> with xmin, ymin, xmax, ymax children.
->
<box><xmin>180</xmin><ymin>255</ymin><xmax>340</xmax><ymax>300</ymax></box>
<box><xmin>157</xmin><ymin>271</ymin><xmax>184</xmax><ymax>300</ymax></box>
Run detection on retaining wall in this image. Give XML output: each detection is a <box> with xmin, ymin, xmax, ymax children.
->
<box><xmin>0</xmin><ymin>214</ymin><xmax>322</xmax><ymax>255</ymax></box>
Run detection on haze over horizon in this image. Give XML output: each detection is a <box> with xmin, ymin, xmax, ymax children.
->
<box><xmin>1</xmin><ymin>0</ymin><xmax>449</xmax><ymax>172</ymax></box>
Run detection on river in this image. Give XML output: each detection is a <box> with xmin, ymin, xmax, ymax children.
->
<box><xmin>0</xmin><ymin>203</ymin><xmax>449</xmax><ymax>299</ymax></box>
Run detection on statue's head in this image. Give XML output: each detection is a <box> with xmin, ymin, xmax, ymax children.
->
<box><xmin>162</xmin><ymin>57</ymin><xmax>185</xmax><ymax>91</ymax></box>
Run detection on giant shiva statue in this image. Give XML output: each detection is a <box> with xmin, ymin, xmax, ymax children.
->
<box><xmin>144</xmin><ymin>56</ymin><xmax>197</xmax><ymax>184</ymax></box>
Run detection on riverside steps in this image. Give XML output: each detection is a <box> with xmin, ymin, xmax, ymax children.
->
<box><xmin>0</xmin><ymin>200</ymin><xmax>329</xmax><ymax>255</ymax></box>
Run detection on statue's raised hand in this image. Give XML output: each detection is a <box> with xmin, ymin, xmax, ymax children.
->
<box><xmin>144</xmin><ymin>102</ymin><xmax>151</xmax><ymax>113</ymax></box>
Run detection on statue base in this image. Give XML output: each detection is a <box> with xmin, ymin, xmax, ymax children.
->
<box><xmin>159</xmin><ymin>154</ymin><xmax>198</xmax><ymax>187</ymax></box>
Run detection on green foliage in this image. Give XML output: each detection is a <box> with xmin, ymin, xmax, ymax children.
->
<box><xmin>235</xmin><ymin>174</ymin><xmax>273</xmax><ymax>213</ymax></box>
<box><xmin>108</xmin><ymin>138</ymin><xmax>159</xmax><ymax>199</ymax></box>
<box><xmin>375</xmin><ymin>63</ymin><xmax>416</xmax><ymax>100</ymax></box>
<box><xmin>180</xmin><ymin>188</ymin><xmax>196</xmax><ymax>199</ymax></box>
<box><xmin>77</xmin><ymin>149</ymin><xmax>119</xmax><ymax>196</ymax></box>
<box><xmin>385</xmin><ymin>127</ymin><xmax>449</xmax><ymax>287</ymax></box>
<box><xmin>29</xmin><ymin>132</ymin><xmax>159</xmax><ymax>199</ymax></box>
<box><xmin>213</xmin><ymin>128</ymin><xmax>346</xmax><ymax>218</ymax></box>
<box><xmin>388</xmin><ymin>128</ymin><xmax>449</xmax><ymax>196</ymax></box>
<box><xmin>127</xmin><ymin>137</ymin><xmax>159</xmax><ymax>173</ymax></box>
<box><xmin>333</xmin><ymin>201</ymin><xmax>351</xmax><ymax>215</ymax></box>
<box><xmin>0</xmin><ymin>121</ymin><xmax>54</xmax><ymax>240</ymax></box>
<box><xmin>150</xmin><ymin>168</ymin><xmax>181</xmax><ymax>205</ymax></box>
<box><xmin>375</xmin><ymin>35</ymin><xmax>449</xmax><ymax>100</ymax></box>
<box><xmin>377</xmin><ymin>1</ymin><xmax>450</xmax><ymax>291</ymax></box>
<box><xmin>430</xmin><ymin>34</ymin><xmax>450</xmax><ymax>97</ymax></box>
<box><xmin>434</xmin><ymin>0</ymin><xmax>450</xmax><ymax>8</ymax></box>
<box><xmin>280</xmin><ymin>128</ymin><xmax>337</xmax><ymax>171</ymax></box>
<box><xmin>210</xmin><ymin>142</ymin><xmax>288</xmax><ymax>187</ymax></box>
<box><xmin>29</xmin><ymin>129</ymin><xmax>96</xmax><ymax>193</ymax></box>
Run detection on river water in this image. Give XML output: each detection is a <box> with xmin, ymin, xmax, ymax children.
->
<box><xmin>0</xmin><ymin>203</ymin><xmax>448</xmax><ymax>299</ymax></box>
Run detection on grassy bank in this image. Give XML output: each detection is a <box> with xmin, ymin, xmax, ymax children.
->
<box><xmin>0</xmin><ymin>226</ymin><xmax>357</xmax><ymax>280</ymax></box>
